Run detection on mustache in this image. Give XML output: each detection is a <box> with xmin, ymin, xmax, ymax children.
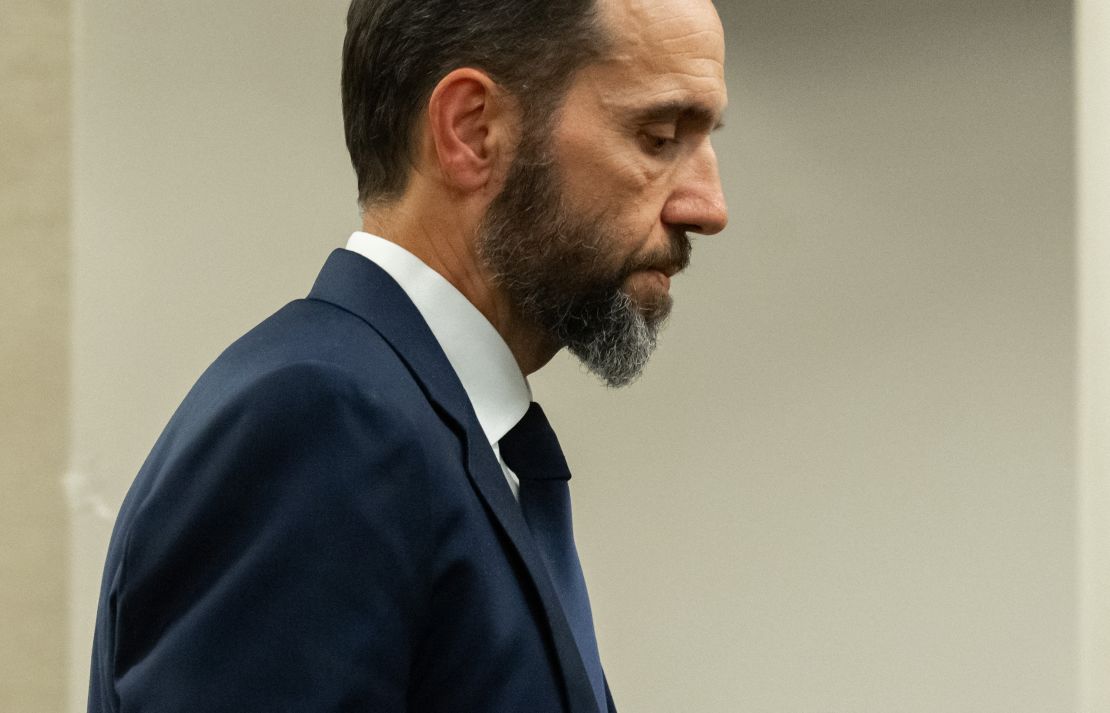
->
<box><xmin>623</xmin><ymin>230</ymin><xmax>692</xmax><ymax>278</ymax></box>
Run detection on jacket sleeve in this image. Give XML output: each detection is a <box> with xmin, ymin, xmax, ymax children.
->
<box><xmin>107</xmin><ymin>361</ymin><xmax>435</xmax><ymax>712</ymax></box>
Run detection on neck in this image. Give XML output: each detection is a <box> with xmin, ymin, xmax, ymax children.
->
<box><xmin>362</xmin><ymin>193</ymin><xmax>560</xmax><ymax>377</ymax></box>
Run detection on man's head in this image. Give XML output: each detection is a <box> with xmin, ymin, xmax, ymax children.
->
<box><xmin>342</xmin><ymin>0</ymin><xmax>608</xmax><ymax>207</ymax></box>
<box><xmin>343</xmin><ymin>0</ymin><xmax>727</xmax><ymax>385</ymax></box>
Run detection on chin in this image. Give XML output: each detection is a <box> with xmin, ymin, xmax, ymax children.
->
<box><xmin>621</xmin><ymin>281</ymin><xmax>670</xmax><ymax>318</ymax></box>
<box><xmin>630</xmin><ymin>291</ymin><xmax>673</xmax><ymax>325</ymax></box>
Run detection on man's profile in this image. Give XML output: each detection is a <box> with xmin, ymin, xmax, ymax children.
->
<box><xmin>87</xmin><ymin>0</ymin><xmax>727</xmax><ymax>711</ymax></box>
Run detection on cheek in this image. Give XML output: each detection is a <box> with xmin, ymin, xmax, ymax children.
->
<box><xmin>559</xmin><ymin>129</ymin><xmax>657</xmax><ymax>201</ymax></box>
<box><xmin>554</xmin><ymin>132</ymin><xmax>671</xmax><ymax>244</ymax></box>
<box><xmin>568</xmin><ymin>160</ymin><xmax>666</xmax><ymax>241</ymax></box>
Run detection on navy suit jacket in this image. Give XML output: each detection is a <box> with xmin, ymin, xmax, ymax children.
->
<box><xmin>88</xmin><ymin>249</ymin><xmax>616</xmax><ymax>713</ymax></box>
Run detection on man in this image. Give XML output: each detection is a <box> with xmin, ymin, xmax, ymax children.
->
<box><xmin>87</xmin><ymin>0</ymin><xmax>727</xmax><ymax>711</ymax></box>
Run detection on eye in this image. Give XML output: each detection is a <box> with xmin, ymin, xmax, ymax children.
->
<box><xmin>639</xmin><ymin>131</ymin><xmax>679</xmax><ymax>156</ymax></box>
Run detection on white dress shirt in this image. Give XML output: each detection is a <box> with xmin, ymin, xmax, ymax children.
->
<box><xmin>344</xmin><ymin>231</ymin><xmax>531</xmax><ymax>499</ymax></box>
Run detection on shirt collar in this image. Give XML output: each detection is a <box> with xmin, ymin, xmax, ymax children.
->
<box><xmin>344</xmin><ymin>231</ymin><xmax>531</xmax><ymax>445</ymax></box>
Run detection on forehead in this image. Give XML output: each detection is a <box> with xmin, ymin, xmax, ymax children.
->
<box><xmin>579</xmin><ymin>0</ymin><xmax>727</xmax><ymax>121</ymax></box>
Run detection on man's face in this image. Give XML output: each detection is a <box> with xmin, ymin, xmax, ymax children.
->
<box><xmin>478</xmin><ymin>0</ymin><xmax>728</xmax><ymax>386</ymax></box>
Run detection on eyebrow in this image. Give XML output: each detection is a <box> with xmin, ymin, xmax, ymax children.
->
<box><xmin>631</xmin><ymin>100</ymin><xmax>726</xmax><ymax>131</ymax></box>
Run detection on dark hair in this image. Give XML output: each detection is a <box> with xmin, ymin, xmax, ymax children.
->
<box><xmin>342</xmin><ymin>0</ymin><xmax>608</xmax><ymax>207</ymax></box>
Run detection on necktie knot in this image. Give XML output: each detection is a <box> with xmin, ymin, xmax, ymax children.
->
<box><xmin>499</xmin><ymin>402</ymin><xmax>571</xmax><ymax>482</ymax></box>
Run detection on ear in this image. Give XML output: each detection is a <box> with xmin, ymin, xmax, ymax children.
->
<box><xmin>426</xmin><ymin>68</ymin><xmax>515</xmax><ymax>194</ymax></box>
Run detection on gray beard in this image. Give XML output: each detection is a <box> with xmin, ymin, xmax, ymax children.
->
<box><xmin>477</xmin><ymin>137</ymin><xmax>686</xmax><ymax>387</ymax></box>
<box><xmin>566</xmin><ymin>289</ymin><xmax>657</xmax><ymax>388</ymax></box>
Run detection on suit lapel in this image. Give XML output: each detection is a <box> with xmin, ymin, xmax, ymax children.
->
<box><xmin>307</xmin><ymin>249</ymin><xmax>601</xmax><ymax>713</ymax></box>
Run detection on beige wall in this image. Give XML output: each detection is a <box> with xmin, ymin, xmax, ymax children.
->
<box><xmin>65</xmin><ymin>1</ymin><xmax>1082</xmax><ymax>712</ymax></box>
<box><xmin>67</xmin><ymin>0</ymin><xmax>357</xmax><ymax>704</ymax></box>
<box><xmin>544</xmin><ymin>1</ymin><xmax>1077</xmax><ymax>710</ymax></box>
<box><xmin>0</xmin><ymin>0</ymin><xmax>71</xmax><ymax>710</ymax></box>
<box><xmin>1078</xmin><ymin>1</ymin><xmax>1110</xmax><ymax>710</ymax></box>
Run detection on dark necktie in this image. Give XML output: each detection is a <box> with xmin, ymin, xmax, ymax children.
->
<box><xmin>499</xmin><ymin>402</ymin><xmax>608</xmax><ymax>713</ymax></box>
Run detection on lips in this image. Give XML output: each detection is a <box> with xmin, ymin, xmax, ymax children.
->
<box><xmin>627</xmin><ymin>267</ymin><xmax>672</xmax><ymax>294</ymax></box>
<box><xmin>624</xmin><ymin>232</ymin><xmax>690</xmax><ymax>289</ymax></box>
<box><xmin>640</xmin><ymin>233</ymin><xmax>690</xmax><ymax>280</ymax></box>
<box><xmin>651</xmin><ymin>269</ymin><xmax>672</xmax><ymax>292</ymax></box>
<box><xmin>657</xmin><ymin>263</ymin><xmax>681</xmax><ymax>279</ymax></box>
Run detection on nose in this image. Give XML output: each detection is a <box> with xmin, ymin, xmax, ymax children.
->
<box><xmin>661</xmin><ymin>143</ymin><xmax>728</xmax><ymax>235</ymax></box>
